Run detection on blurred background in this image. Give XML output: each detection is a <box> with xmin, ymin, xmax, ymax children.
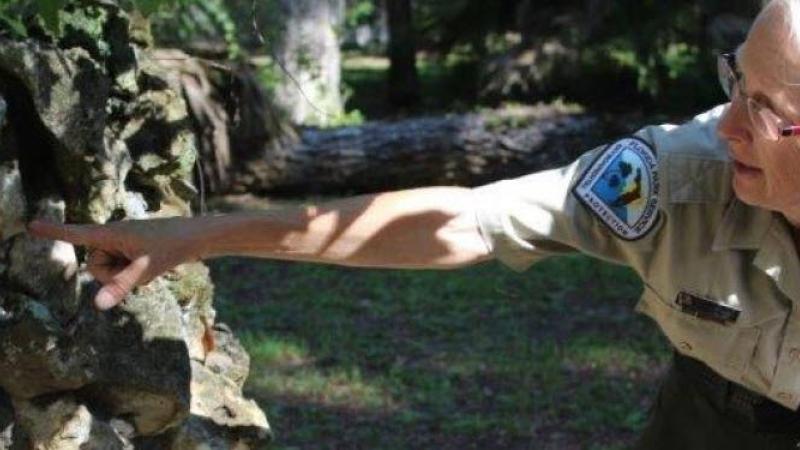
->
<box><xmin>149</xmin><ymin>0</ymin><xmax>759</xmax><ymax>125</ymax></box>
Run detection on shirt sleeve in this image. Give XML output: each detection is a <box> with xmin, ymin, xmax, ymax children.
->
<box><xmin>472</xmin><ymin>147</ymin><xmax>639</xmax><ymax>272</ymax></box>
<box><xmin>471</xmin><ymin>104</ymin><xmax>729</xmax><ymax>273</ymax></box>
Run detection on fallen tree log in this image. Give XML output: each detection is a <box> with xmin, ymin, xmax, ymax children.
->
<box><xmin>233</xmin><ymin>105</ymin><xmax>606</xmax><ymax>195</ymax></box>
<box><xmin>152</xmin><ymin>51</ymin><xmax>615</xmax><ymax>197</ymax></box>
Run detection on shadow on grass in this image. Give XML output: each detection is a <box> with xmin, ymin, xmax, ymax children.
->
<box><xmin>208</xmin><ymin>254</ymin><xmax>671</xmax><ymax>450</ymax></box>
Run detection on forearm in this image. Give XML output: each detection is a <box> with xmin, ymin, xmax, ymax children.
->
<box><xmin>190</xmin><ymin>187</ymin><xmax>491</xmax><ymax>269</ymax></box>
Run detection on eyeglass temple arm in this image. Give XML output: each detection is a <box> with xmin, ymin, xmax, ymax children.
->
<box><xmin>781</xmin><ymin>126</ymin><xmax>800</xmax><ymax>137</ymax></box>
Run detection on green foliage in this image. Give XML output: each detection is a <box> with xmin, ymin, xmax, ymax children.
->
<box><xmin>0</xmin><ymin>0</ymin><xmax>192</xmax><ymax>39</ymax></box>
<box><xmin>59</xmin><ymin>4</ymin><xmax>111</xmax><ymax>58</ymax></box>
<box><xmin>255</xmin><ymin>59</ymin><xmax>282</xmax><ymax>95</ymax></box>
<box><xmin>346</xmin><ymin>0</ymin><xmax>375</xmax><ymax>28</ymax></box>
<box><xmin>375</xmin><ymin>0</ymin><xmax>758</xmax><ymax>114</ymax></box>
<box><xmin>150</xmin><ymin>0</ymin><xmax>241</xmax><ymax>58</ymax></box>
<box><xmin>0</xmin><ymin>2</ymin><xmax>27</xmax><ymax>37</ymax></box>
<box><xmin>0</xmin><ymin>0</ymin><xmax>36</xmax><ymax>37</ymax></box>
<box><xmin>572</xmin><ymin>0</ymin><xmax>720</xmax><ymax>111</ymax></box>
<box><xmin>35</xmin><ymin>0</ymin><xmax>67</xmax><ymax>35</ymax></box>
<box><xmin>132</xmin><ymin>0</ymin><xmax>175</xmax><ymax>16</ymax></box>
<box><xmin>342</xmin><ymin>53</ymin><xmax>481</xmax><ymax>119</ymax></box>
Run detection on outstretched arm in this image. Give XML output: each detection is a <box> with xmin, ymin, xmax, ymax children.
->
<box><xmin>28</xmin><ymin>186</ymin><xmax>491</xmax><ymax>309</ymax></box>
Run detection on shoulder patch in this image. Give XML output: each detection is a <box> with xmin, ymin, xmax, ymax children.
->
<box><xmin>572</xmin><ymin>137</ymin><xmax>660</xmax><ymax>241</ymax></box>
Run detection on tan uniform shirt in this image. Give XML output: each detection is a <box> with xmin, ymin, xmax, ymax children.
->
<box><xmin>472</xmin><ymin>105</ymin><xmax>800</xmax><ymax>410</ymax></box>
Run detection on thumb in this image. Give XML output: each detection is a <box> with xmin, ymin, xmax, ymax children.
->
<box><xmin>94</xmin><ymin>255</ymin><xmax>152</xmax><ymax>310</ymax></box>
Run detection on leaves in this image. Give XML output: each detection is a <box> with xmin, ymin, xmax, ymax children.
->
<box><xmin>34</xmin><ymin>0</ymin><xmax>67</xmax><ymax>36</ymax></box>
<box><xmin>0</xmin><ymin>11</ymin><xmax>27</xmax><ymax>37</ymax></box>
<box><xmin>0</xmin><ymin>0</ymin><xmax>189</xmax><ymax>38</ymax></box>
<box><xmin>134</xmin><ymin>0</ymin><xmax>173</xmax><ymax>16</ymax></box>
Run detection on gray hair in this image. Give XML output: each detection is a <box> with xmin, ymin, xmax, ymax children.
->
<box><xmin>768</xmin><ymin>0</ymin><xmax>800</xmax><ymax>46</ymax></box>
<box><xmin>762</xmin><ymin>0</ymin><xmax>800</xmax><ymax>85</ymax></box>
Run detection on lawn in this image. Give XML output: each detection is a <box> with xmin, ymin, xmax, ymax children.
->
<box><xmin>206</xmin><ymin>200</ymin><xmax>671</xmax><ymax>449</ymax></box>
<box><xmin>214</xmin><ymin>53</ymin><xmax>672</xmax><ymax>447</ymax></box>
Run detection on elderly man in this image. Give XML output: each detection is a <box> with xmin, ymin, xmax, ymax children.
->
<box><xmin>27</xmin><ymin>0</ymin><xmax>800</xmax><ymax>447</ymax></box>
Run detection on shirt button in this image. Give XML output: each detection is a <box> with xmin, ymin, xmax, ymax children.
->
<box><xmin>789</xmin><ymin>348</ymin><xmax>800</xmax><ymax>361</ymax></box>
<box><xmin>679</xmin><ymin>341</ymin><xmax>692</xmax><ymax>352</ymax></box>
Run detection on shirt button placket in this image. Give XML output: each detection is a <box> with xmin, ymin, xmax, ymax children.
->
<box><xmin>771</xmin><ymin>308</ymin><xmax>800</xmax><ymax>410</ymax></box>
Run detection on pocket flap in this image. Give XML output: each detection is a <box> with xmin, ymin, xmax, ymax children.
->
<box><xmin>637</xmin><ymin>286</ymin><xmax>759</xmax><ymax>378</ymax></box>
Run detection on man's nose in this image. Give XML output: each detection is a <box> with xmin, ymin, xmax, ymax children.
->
<box><xmin>717</xmin><ymin>99</ymin><xmax>753</xmax><ymax>145</ymax></box>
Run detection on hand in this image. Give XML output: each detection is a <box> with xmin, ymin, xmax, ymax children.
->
<box><xmin>26</xmin><ymin>218</ymin><xmax>201</xmax><ymax>310</ymax></box>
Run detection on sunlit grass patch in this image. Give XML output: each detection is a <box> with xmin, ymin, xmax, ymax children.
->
<box><xmin>240</xmin><ymin>333</ymin><xmax>311</xmax><ymax>368</ymax></box>
<box><xmin>561</xmin><ymin>334</ymin><xmax>663</xmax><ymax>376</ymax></box>
<box><xmin>246</xmin><ymin>367</ymin><xmax>400</xmax><ymax>414</ymax></box>
<box><xmin>241</xmin><ymin>332</ymin><xmax>401</xmax><ymax>414</ymax></box>
<box><xmin>341</xmin><ymin>53</ymin><xmax>390</xmax><ymax>70</ymax></box>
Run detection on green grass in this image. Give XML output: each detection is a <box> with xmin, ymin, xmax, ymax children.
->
<box><xmin>208</xmin><ymin>252</ymin><xmax>671</xmax><ymax>449</ymax></box>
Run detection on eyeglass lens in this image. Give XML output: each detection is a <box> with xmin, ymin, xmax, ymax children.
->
<box><xmin>718</xmin><ymin>52</ymin><xmax>783</xmax><ymax>140</ymax></box>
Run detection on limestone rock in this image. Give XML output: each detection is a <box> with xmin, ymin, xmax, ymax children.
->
<box><xmin>0</xmin><ymin>294</ymin><xmax>96</xmax><ymax>399</ymax></box>
<box><xmin>188</xmin><ymin>361</ymin><xmax>269</xmax><ymax>437</ymax></box>
<box><xmin>7</xmin><ymin>199</ymin><xmax>80</xmax><ymax>317</ymax></box>
<box><xmin>0</xmin><ymin>2</ymin><xmax>269</xmax><ymax>447</ymax></box>
<box><xmin>0</xmin><ymin>259</ymin><xmax>256</xmax><ymax>438</ymax></box>
<box><xmin>0</xmin><ymin>389</ymin><xmax>26</xmax><ymax>450</ymax></box>
<box><xmin>205</xmin><ymin>323</ymin><xmax>251</xmax><ymax>388</ymax></box>
<box><xmin>0</xmin><ymin>40</ymin><xmax>109</xmax><ymax>159</ymax></box>
<box><xmin>76</xmin><ymin>279</ymin><xmax>193</xmax><ymax>436</ymax></box>
<box><xmin>14</xmin><ymin>395</ymin><xmax>133</xmax><ymax>450</ymax></box>
<box><xmin>0</xmin><ymin>94</ymin><xmax>25</xmax><ymax>242</ymax></box>
<box><xmin>135</xmin><ymin>361</ymin><xmax>271</xmax><ymax>449</ymax></box>
<box><xmin>164</xmin><ymin>262</ymin><xmax>216</xmax><ymax>361</ymax></box>
<box><xmin>0</xmin><ymin>159</ymin><xmax>25</xmax><ymax>241</ymax></box>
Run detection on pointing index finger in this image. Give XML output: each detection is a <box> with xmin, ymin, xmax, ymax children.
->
<box><xmin>26</xmin><ymin>220</ymin><xmax>108</xmax><ymax>247</ymax></box>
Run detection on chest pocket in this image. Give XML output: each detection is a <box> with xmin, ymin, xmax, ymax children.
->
<box><xmin>636</xmin><ymin>285</ymin><xmax>760</xmax><ymax>381</ymax></box>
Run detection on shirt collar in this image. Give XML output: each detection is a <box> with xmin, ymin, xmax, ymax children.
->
<box><xmin>712</xmin><ymin>198</ymin><xmax>774</xmax><ymax>251</ymax></box>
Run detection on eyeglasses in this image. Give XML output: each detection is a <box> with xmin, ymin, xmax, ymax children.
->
<box><xmin>717</xmin><ymin>52</ymin><xmax>800</xmax><ymax>140</ymax></box>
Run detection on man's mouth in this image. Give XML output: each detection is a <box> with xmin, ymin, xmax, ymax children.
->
<box><xmin>733</xmin><ymin>159</ymin><xmax>761</xmax><ymax>176</ymax></box>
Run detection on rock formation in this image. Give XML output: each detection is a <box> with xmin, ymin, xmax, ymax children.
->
<box><xmin>0</xmin><ymin>2</ymin><xmax>270</xmax><ymax>448</ymax></box>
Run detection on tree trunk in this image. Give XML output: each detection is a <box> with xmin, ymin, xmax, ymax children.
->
<box><xmin>385</xmin><ymin>0</ymin><xmax>420</xmax><ymax>108</ymax></box>
<box><xmin>0</xmin><ymin>3</ymin><xmax>269</xmax><ymax>448</ymax></box>
<box><xmin>269</xmin><ymin>0</ymin><xmax>346</xmax><ymax>126</ymax></box>
<box><xmin>232</xmin><ymin>105</ymin><xmax>604</xmax><ymax>195</ymax></box>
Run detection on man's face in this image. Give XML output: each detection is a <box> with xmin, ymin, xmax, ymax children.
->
<box><xmin>717</xmin><ymin>3</ymin><xmax>800</xmax><ymax>217</ymax></box>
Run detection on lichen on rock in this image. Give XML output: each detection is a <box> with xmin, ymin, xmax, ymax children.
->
<box><xmin>0</xmin><ymin>159</ymin><xmax>25</xmax><ymax>241</ymax></box>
